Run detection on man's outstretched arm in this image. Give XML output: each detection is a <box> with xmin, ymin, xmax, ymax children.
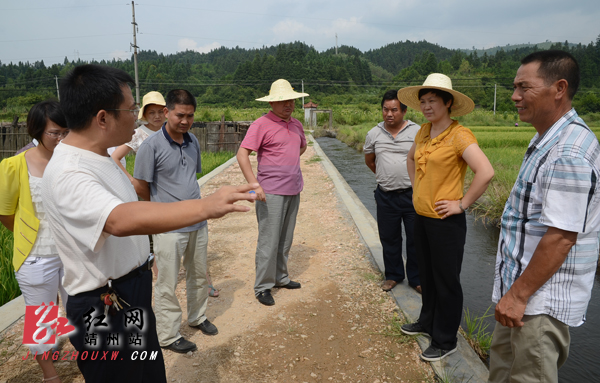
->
<box><xmin>104</xmin><ymin>183</ymin><xmax>258</xmax><ymax>236</ymax></box>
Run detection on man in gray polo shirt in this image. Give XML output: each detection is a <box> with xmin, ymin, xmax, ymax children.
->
<box><xmin>364</xmin><ymin>90</ymin><xmax>421</xmax><ymax>293</ymax></box>
<box><xmin>134</xmin><ymin>89</ymin><xmax>216</xmax><ymax>354</ymax></box>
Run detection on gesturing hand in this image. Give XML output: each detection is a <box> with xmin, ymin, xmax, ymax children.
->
<box><xmin>202</xmin><ymin>183</ymin><xmax>259</xmax><ymax>219</ymax></box>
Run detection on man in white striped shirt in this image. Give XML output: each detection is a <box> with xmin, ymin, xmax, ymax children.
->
<box><xmin>489</xmin><ymin>50</ymin><xmax>600</xmax><ymax>383</ymax></box>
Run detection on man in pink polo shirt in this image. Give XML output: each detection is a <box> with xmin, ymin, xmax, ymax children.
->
<box><xmin>237</xmin><ymin>79</ymin><xmax>309</xmax><ymax>306</ymax></box>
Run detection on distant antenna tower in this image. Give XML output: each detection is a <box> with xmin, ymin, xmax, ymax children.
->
<box><xmin>131</xmin><ymin>1</ymin><xmax>140</xmax><ymax>105</ymax></box>
<box><xmin>335</xmin><ymin>33</ymin><xmax>338</xmax><ymax>55</ymax></box>
<box><xmin>73</xmin><ymin>50</ymin><xmax>80</xmax><ymax>61</ymax></box>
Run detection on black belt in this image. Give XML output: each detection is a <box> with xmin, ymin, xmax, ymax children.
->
<box><xmin>111</xmin><ymin>254</ymin><xmax>154</xmax><ymax>286</ymax></box>
<box><xmin>379</xmin><ymin>185</ymin><xmax>412</xmax><ymax>194</ymax></box>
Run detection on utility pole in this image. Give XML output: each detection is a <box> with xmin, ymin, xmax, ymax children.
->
<box><xmin>302</xmin><ymin>80</ymin><xmax>305</xmax><ymax>109</ymax></box>
<box><xmin>493</xmin><ymin>84</ymin><xmax>497</xmax><ymax>115</ymax></box>
<box><xmin>335</xmin><ymin>33</ymin><xmax>338</xmax><ymax>55</ymax></box>
<box><xmin>55</xmin><ymin>75</ymin><xmax>60</xmax><ymax>101</ymax></box>
<box><xmin>131</xmin><ymin>1</ymin><xmax>140</xmax><ymax>105</ymax></box>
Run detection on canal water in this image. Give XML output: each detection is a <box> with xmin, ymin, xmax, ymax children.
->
<box><xmin>316</xmin><ymin>136</ymin><xmax>600</xmax><ymax>383</ymax></box>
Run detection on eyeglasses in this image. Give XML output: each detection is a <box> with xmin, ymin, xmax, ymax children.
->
<box><xmin>106</xmin><ymin>108</ymin><xmax>141</xmax><ymax>117</ymax></box>
<box><xmin>45</xmin><ymin>131</ymin><xmax>69</xmax><ymax>139</ymax></box>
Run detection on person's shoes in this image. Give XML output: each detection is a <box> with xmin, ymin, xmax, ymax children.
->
<box><xmin>191</xmin><ymin>319</ymin><xmax>218</xmax><ymax>335</ymax></box>
<box><xmin>401</xmin><ymin>321</ymin><xmax>426</xmax><ymax>336</ymax></box>
<box><xmin>162</xmin><ymin>337</ymin><xmax>197</xmax><ymax>353</ymax></box>
<box><xmin>419</xmin><ymin>345</ymin><xmax>457</xmax><ymax>362</ymax></box>
<box><xmin>381</xmin><ymin>280</ymin><xmax>399</xmax><ymax>291</ymax></box>
<box><xmin>276</xmin><ymin>280</ymin><xmax>301</xmax><ymax>289</ymax></box>
<box><xmin>410</xmin><ymin>284</ymin><xmax>422</xmax><ymax>294</ymax></box>
<box><xmin>256</xmin><ymin>290</ymin><xmax>275</xmax><ymax>306</ymax></box>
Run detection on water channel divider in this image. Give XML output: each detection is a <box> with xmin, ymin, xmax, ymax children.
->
<box><xmin>311</xmin><ymin>135</ymin><xmax>489</xmax><ymax>382</ymax></box>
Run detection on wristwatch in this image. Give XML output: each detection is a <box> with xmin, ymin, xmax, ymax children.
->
<box><xmin>459</xmin><ymin>200</ymin><xmax>465</xmax><ymax>212</ymax></box>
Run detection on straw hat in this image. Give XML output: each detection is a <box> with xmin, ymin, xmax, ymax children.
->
<box><xmin>397</xmin><ymin>73</ymin><xmax>474</xmax><ymax>117</ymax></box>
<box><xmin>138</xmin><ymin>91</ymin><xmax>166</xmax><ymax>120</ymax></box>
<box><xmin>256</xmin><ymin>79</ymin><xmax>309</xmax><ymax>102</ymax></box>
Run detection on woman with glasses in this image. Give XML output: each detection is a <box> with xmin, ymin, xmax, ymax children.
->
<box><xmin>0</xmin><ymin>100</ymin><xmax>69</xmax><ymax>383</ymax></box>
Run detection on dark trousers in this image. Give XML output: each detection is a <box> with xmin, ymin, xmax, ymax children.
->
<box><xmin>66</xmin><ymin>269</ymin><xmax>166</xmax><ymax>383</ymax></box>
<box><xmin>414</xmin><ymin>213</ymin><xmax>466</xmax><ymax>350</ymax></box>
<box><xmin>374</xmin><ymin>186</ymin><xmax>419</xmax><ymax>287</ymax></box>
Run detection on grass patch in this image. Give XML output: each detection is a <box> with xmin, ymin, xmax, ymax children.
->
<box><xmin>125</xmin><ymin>151</ymin><xmax>235</xmax><ymax>179</ymax></box>
<box><xmin>0</xmin><ymin>225</ymin><xmax>20</xmax><ymax>306</ymax></box>
<box><xmin>461</xmin><ymin>305</ymin><xmax>494</xmax><ymax>361</ymax></box>
<box><xmin>306</xmin><ymin>155</ymin><xmax>322</xmax><ymax>164</ymax></box>
<box><xmin>377</xmin><ymin>311</ymin><xmax>416</xmax><ymax>345</ymax></box>
<box><xmin>197</xmin><ymin>151</ymin><xmax>235</xmax><ymax>178</ymax></box>
<box><xmin>360</xmin><ymin>270</ymin><xmax>383</xmax><ymax>283</ymax></box>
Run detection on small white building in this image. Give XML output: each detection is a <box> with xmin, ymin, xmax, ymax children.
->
<box><xmin>303</xmin><ymin>100</ymin><xmax>318</xmax><ymax>127</ymax></box>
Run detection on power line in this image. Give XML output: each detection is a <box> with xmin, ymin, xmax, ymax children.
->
<box><xmin>0</xmin><ymin>33</ymin><xmax>130</xmax><ymax>44</ymax></box>
<box><xmin>0</xmin><ymin>4</ymin><xmax>126</xmax><ymax>11</ymax></box>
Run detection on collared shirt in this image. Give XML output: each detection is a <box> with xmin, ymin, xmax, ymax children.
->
<box><xmin>492</xmin><ymin>108</ymin><xmax>600</xmax><ymax>326</ymax></box>
<box><xmin>134</xmin><ymin>124</ymin><xmax>205</xmax><ymax>233</ymax></box>
<box><xmin>240</xmin><ymin>111</ymin><xmax>306</xmax><ymax>195</ymax></box>
<box><xmin>363</xmin><ymin>120</ymin><xmax>419</xmax><ymax>191</ymax></box>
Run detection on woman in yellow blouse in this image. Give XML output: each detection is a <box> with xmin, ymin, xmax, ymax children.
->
<box><xmin>0</xmin><ymin>101</ymin><xmax>69</xmax><ymax>383</ymax></box>
<box><xmin>397</xmin><ymin>74</ymin><xmax>494</xmax><ymax>362</ymax></box>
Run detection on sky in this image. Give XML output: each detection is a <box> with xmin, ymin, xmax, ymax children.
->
<box><xmin>0</xmin><ymin>0</ymin><xmax>598</xmax><ymax>66</ymax></box>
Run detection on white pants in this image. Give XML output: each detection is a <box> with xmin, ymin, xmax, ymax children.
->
<box><xmin>15</xmin><ymin>256</ymin><xmax>67</xmax><ymax>353</ymax></box>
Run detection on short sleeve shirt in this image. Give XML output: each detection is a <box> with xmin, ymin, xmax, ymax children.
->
<box><xmin>134</xmin><ymin>124</ymin><xmax>205</xmax><ymax>233</ymax></box>
<box><xmin>42</xmin><ymin>143</ymin><xmax>149</xmax><ymax>295</ymax></box>
<box><xmin>125</xmin><ymin>125</ymin><xmax>156</xmax><ymax>153</ymax></box>
<box><xmin>240</xmin><ymin>111</ymin><xmax>306</xmax><ymax>195</ymax></box>
<box><xmin>412</xmin><ymin>121</ymin><xmax>477</xmax><ymax>218</ymax></box>
<box><xmin>493</xmin><ymin>109</ymin><xmax>600</xmax><ymax>326</ymax></box>
<box><xmin>363</xmin><ymin>121</ymin><xmax>419</xmax><ymax>191</ymax></box>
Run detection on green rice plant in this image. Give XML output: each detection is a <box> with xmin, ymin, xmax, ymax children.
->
<box><xmin>125</xmin><ymin>151</ymin><xmax>234</xmax><ymax>180</ymax></box>
<box><xmin>462</xmin><ymin>305</ymin><xmax>494</xmax><ymax>359</ymax></box>
<box><xmin>474</xmin><ymin>131</ymin><xmax>535</xmax><ymax>149</ymax></box>
<box><xmin>0</xmin><ymin>225</ymin><xmax>20</xmax><ymax>307</ymax></box>
<box><xmin>467</xmin><ymin>146</ymin><xmax>526</xmax><ymax>225</ymax></box>
<box><xmin>336</xmin><ymin>123</ymin><xmax>374</xmax><ymax>151</ymax></box>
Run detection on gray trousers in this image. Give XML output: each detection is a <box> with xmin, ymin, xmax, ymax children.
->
<box><xmin>254</xmin><ymin>193</ymin><xmax>300</xmax><ymax>295</ymax></box>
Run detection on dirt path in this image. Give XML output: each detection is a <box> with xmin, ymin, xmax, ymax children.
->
<box><xmin>0</xmin><ymin>144</ymin><xmax>432</xmax><ymax>383</ymax></box>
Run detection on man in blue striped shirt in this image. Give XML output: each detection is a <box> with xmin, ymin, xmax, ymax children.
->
<box><xmin>489</xmin><ymin>50</ymin><xmax>600</xmax><ymax>383</ymax></box>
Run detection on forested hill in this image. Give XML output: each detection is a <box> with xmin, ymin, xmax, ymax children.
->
<box><xmin>363</xmin><ymin>40</ymin><xmax>455</xmax><ymax>75</ymax></box>
<box><xmin>1</xmin><ymin>38</ymin><xmax>599</xmax><ymax>113</ymax></box>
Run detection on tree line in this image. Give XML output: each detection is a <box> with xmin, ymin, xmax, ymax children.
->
<box><xmin>1</xmin><ymin>38</ymin><xmax>599</xmax><ymax>115</ymax></box>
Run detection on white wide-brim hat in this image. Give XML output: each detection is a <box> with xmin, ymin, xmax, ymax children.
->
<box><xmin>138</xmin><ymin>91</ymin><xmax>166</xmax><ymax>120</ymax></box>
<box><xmin>256</xmin><ymin>79</ymin><xmax>309</xmax><ymax>102</ymax></box>
<box><xmin>397</xmin><ymin>73</ymin><xmax>475</xmax><ymax>117</ymax></box>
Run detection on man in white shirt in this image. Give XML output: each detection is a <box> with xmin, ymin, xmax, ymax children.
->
<box><xmin>42</xmin><ymin>64</ymin><xmax>257</xmax><ymax>383</ymax></box>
